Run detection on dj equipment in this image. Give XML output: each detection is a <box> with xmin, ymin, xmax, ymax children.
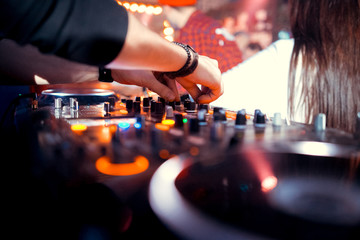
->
<box><xmin>3</xmin><ymin>88</ymin><xmax>360</xmax><ymax>240</ymax></box>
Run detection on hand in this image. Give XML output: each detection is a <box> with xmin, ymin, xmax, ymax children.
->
<box><xmin>111</xmin><ymin>69</ymin><xmax>179</xmax><ymax>101</ymax></box>
<box><xmin>175</xmin><ymin>55</ymin><xmax>223</xmax><ymax>104</ymax></box>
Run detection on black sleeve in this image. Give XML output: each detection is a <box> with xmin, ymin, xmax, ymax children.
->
<box><xmin>0</xmin><ymin>0</ymin><xmax>128</xmax><ymax>66</ymax></box>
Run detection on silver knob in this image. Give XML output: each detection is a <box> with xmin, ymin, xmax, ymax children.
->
<box><xmin>314</xmin><ymin>113</ymin><xmax>326</xmax><ymax>131</ymax></box>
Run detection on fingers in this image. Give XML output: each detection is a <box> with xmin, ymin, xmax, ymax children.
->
<box><xmin>197</xmin><ymin>83</ymin><xmax>224</xmax><ymax>104</ymax></box>
<box><xmin>175</xmin><ymin>77</ymin><xmax>202</xmax><ymax>102</ymax></box>
<box><xmin>165</xmin><ymin>77</ymin><xmax>180</xmax><ymax>102</ymax></box>
<box><xmin>175</xmin><ymin>55</ymin><xmax>223</xmax><ymax>103</ymax></box>
<box><xmin>144</xmin><ymin>74</ymin><xmax>177</xmax><ymax>101</ymax></box>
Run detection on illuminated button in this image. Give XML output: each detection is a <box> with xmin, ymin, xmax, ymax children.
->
<box><xmin>118</xmin><ymin>122</ymin><xmax>131</xmax><ymax>130</ymax></box>
<box><xmin>95</xmin><ymin>155</ymin><xmax>149</xmax><ymax>176</ymax></box>
<box><xmin>71</xmin><ymin>124</ymin><xmax>87</xmax><ymax>132</ymax></box>
<box><xmin>161</xmin><ymin>119</ymin><xmax>175</xmax><ymax>127</ymax></box>
<box><xmin>155</xmin><ymin>123</ymin><xmax>170</xmax><ymax>131</ymax></box>
<box><xmin>119</xmin><ymin>109</ymin><xmax>128</xmax><ymax>115</ymax></box>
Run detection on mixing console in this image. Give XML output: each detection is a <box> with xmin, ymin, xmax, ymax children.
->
<box><xmin>3</xmin><ymin>88</ymin><xmax>360</xmax><ymax>240</ymax></box>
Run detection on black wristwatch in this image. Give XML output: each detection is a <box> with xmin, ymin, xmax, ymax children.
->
<box><xmin>98</xmin><ymin>67</ymin><xmax>114</xmax><ymax>82</ymax></box>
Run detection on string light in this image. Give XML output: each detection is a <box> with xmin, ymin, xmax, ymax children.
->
<box><xmin>116</xmin><ymin>1</ymin><xmax>162</xmax><ymax>15</ymax></box>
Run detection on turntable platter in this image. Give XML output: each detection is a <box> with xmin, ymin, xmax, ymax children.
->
<box><xmin>150</xmin><ymin>144</ymin><xmax>360</xmax><ymax>240</ymax></box>
<box><xmin>41</xmin><ymin>88</ymin><xmax>115</xmax><ymax>97</ymax></box>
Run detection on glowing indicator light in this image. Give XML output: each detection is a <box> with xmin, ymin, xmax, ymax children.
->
<box><xmin>183</xmin><ymin>118</ymin><xmax>188</xmax><ymax>124</ymax></box>
<box><xmin>261</xmin><ymin>176</ymin><xmax>278</xmax><ymax>192</ymax></box>
<box><xmin>155</xmin><ymin>123</ymin><xmax>170</xmax><ymax>131</ymax></box>
<box><xmin>119</xmin><ymin>109</ymin><xmax>128</xmax><ymax>115</ymax></box>
<box><xmin>118</xmin><ymin>122</ymin><xmax>131</xmax><ymax>130</ymax></box>
<box><xmin>109</xmin><ymin>125</ymin><xmax>118</xmax><ymax>133</ymax></box>
<box><xmin>225</xmin><ymin>111</ymin><xmax>236</xmax><ymax>120</ymax></box>
<box><xmin>134</xmin><ymin>122</ymin><xmax>142</xmax><ymax>129</ymax></box>
<box><xmin>95</xmin><ymin>155</ymin><xmax>149</xmax><ymax>176</ymax></box>
<box><xmin>71</xmin><ymin>124</ymin><xmax>87</xmax><ymax>132</ymax></box>
<box><xmin>161</xmin><ymin>119</ymin><xmax>175</xmax><ymax>127</ymax></box>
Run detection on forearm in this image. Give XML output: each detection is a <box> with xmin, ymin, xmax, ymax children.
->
<box><xmin>106</xmin><ymin>13</ymin><xmax>188</xmax><ymax>72</ymax></box>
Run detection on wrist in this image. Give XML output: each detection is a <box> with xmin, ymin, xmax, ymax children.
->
<box><xmin>164</xmin><ymin>42</ymin><xmax>199</xmax><ymax>79</ymax></box>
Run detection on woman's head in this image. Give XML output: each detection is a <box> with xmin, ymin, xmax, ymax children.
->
<box><xmin>289</xmin><ymin>0</ymin><xmax>360</xmax><ymax>133</ymax></box>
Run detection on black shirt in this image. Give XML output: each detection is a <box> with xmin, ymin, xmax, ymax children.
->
<box><xmin>0</xmin><ymin>0</ymin><xmax>128</xmax><ymax>66</ymax></box>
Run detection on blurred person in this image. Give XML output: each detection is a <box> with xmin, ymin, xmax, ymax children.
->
<box><xmin>242</xmin><ymin>42</ymin><xmax>263</xmax><ymax>60</ymax></box>
<box><xmin>0</xmin><ymin>0</ymin><xmax>223</xmax><ymax>104</ymax></box>
<box><xmin>234</xmin><ymin>31</ymin><xmax>250</xmax><ymax>53</ymax></box>
<box><xmin>213</xmin><ymin>0</ymin><xmax>360</xmax><ymax>133</ymax></box>
<box><xmin>159</xmin><ymin>0</ymin><xmax>243</xmax><ymax>74</ymax></box>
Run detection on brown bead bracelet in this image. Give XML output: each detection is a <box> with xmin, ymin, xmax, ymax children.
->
<box><xmin>164</xmin><ymin>42</ymin><xmax>199</xmax><ymax>79</ymax></box>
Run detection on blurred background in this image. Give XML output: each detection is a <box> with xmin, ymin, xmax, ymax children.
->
<box><xmin>117</xmin><ymin>0</ymin><xmax>290</xmax><ymax>59</ymax></box>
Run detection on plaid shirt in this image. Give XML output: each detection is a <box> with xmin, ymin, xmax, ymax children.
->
<box><xmin>176</xmin><ymin>10</ymin><xmax>243</xmax><ymax>73</ymax></box>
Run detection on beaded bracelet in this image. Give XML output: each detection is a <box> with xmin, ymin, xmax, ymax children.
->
<box><xmin>164</xmin><ymin>42</ymin><xmax>199</xmax><ymax>79</ymax></box>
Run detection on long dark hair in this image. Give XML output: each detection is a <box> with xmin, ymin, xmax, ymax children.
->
<box><xmin>288</xmin><ymin>0</ymin><xmax>360</xmax><ymax>133</ymax></box>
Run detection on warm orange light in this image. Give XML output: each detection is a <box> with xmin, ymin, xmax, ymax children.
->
<box><xmin>138</xmin><ymin>4</ymin><xmax>146</xmax><ymax>13</ymax></box>
<box><xmin>122</xmin><ymin>2</ymin><xmax>130</xmax><ymax>9</ymax></box>
<box><xmin>163</xmin><ymin>20</ymin><xmax>171</xmax><ymax>27</ymax></box>
<box><xmin>119</xmin><ymin>109</ymin><xmax>128</xmax><ymax>115</ymax></box>
<box><xmin>71</xmin><ymin>124</ymin><xmax>87</xmax><ymax>132</ymax></box>
<box><xmin>109</xmin><ymin>125</ymin><xmax>118</xmax><ymax>134</ymax></box>
<box><xmin>145</xmin><ymin>5</ymin><xmax>154</xmax><ymax>14</ymax></box>
<box><xmin>261</xmin><ymin>176</ymin><xmax>278</xmax><ymax>192</ymax></box>
<box><xmin>155</xmin><ymin>123</ymin><xmax>170</xmax><ymax>131</ymax></box>
<box><xmin>164</xmin><ymin>36</ymin><xmax>174</xmax><ymax>42</ymax></box>
<box><xmin>225</xmin><ymin>111</ymin><xmax>236</xmax><ymax>120</ymax></box>
<box><xmin>163</xmin><ymin>27</ymin><xmax>174</xmax><ymax>36</ymax></box>
<box><xmin>153</xmin><ymin>6</ymin><xmax>163</xmax><ymax>15</ymax></box>
<box><xmin>95</xmin><ymin>155</ymin><xmax>149</xmax><ymax>176</ymax></box>
<box><xmin>129</xmin><ymin>3</ymin><xmax>138</xmax><ymax>12</ymax></box>
<box><xmin>161</xmin><ymin>119</ymin><xmax>175</xmax><ymax>127</ymax></box>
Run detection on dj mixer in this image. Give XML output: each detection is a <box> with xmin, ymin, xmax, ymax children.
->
<box><xmin>2</xmin><ymin>88</ymin><xmax>360</xmax><ymax>240</ymax></box>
